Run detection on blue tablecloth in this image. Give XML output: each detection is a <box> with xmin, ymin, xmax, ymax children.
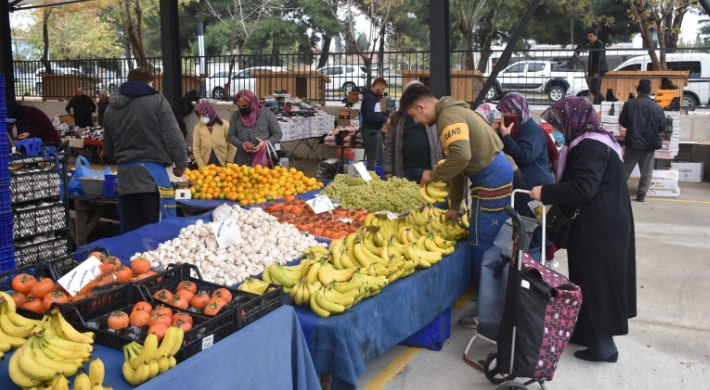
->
<box><xmin>0</xmin><ymin>306</ymin><xmax>320</xmax><ymax>390</ymax></box>
<box><xmin>176</xmin><ymin>190</ymin><xmax>322</xmax><ymax>210</ymax></box>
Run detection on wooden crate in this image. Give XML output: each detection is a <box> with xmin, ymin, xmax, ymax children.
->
<box><xmin>254</xmin><ymin>71</ymin><xmax>329</xmax><ymax>104</ymax></box>
<box><xmin>600</xmin><ymin>70</ymin><xmax>689</xmax><ymax>101</ymax></box>
<box><xmin>398</xmin><ymin>70</ymin><xmax>486</xmax><ymax>103</ymax></box>
<box><xmin>41</xmin><ymin>74</ymin><xmax>101</xmax><ymax>101</ymax></box>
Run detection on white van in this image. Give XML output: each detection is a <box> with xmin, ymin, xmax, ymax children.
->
<box><xmin>567</xmin><ymin>53</ymin><xmax>710</xmax><ymax>109</ymax></box>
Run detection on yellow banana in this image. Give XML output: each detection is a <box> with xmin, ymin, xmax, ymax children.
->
<box><xmin>340</xmin><ymin>250</ymin><xmax>356</xmax><ymax>269</ymax></box>
<box><xmin>323</xmin><ymin>286</ymin><xmax>356</xmax><ymax>306</ymax></box>
<box><xmin>309</xmin><ymin>291</ymin><xmax>331</xmax><ymax>318</ymax></box>
<box><xmin>18</xmin><ymin>338</ymin><xmax>57</xmax><ymax>381</ymax></box>
<box><xmin>424</xmin><ymin>235</ymin><xmax>449</xmax><ymax>254</ymax></box>
<box><xmin>40</xmin><ymin>336</ymin><xmax>91</xmax><ymax>359</ymax></box>
<box><xmin>0</xmin><ymin>305</ymin><xmax>34</xmax><ymax>338</ymax></box>
<box><xmin>419</xmin><ymin>186</ymin><xmax>436</xmax><ymax>203</ymax></box>
<box><xmin>430</xmin><ymin>180</ymin><xmax>448</xmax><ymax>188</ymax></box>
<box><xmin>148</xmin><ymin>358</ymin><xmax>160</xmax><ymax>379</ymax></box>
<box><xmin>362</xmin><ymin>235</ymin><xmax>382</xmax><ymax>256</ymax></box>
<box><xmin>135</xmin><ymin>362</ymin><xmax>151</xmax><ymax>385</ymax></box>
<box><xmin>289</xmin><ymin>282</ymin><xmax>303</xmax><ymax>305</ymax></box>
<box><xmin>1</xmin><ymin>301</ymin><xmax>41</xmax><ymax>328</ymax></box>
<box><xmin>352</xmin><ymin>242</ymin><xmax>373</xmax><ymax>268</ymax></box>
<box><xmin>29</xmin><ymin>338</ymin><xmax>81</xmax><ymax>377</ymax></box>
<box><xmin>310</xmin><ymin>245</ymin><xmax>329</xmax><ymax>255</ymax></box>
<box><xmin>262</xmin><ymin>266</ymin><xmax>273</xmax><ymax>284</ymax></box>
<box><xmin>328</xmin><ymin>266</ymin><xmax>358</xmax><ymax>283</ymax></box>
<box><xmin>318</xmin><ymin>263</ymin><xmax>335</xmax><ymax>285</ymax></box>
<box><xmin>333</xmin><ymin>280</ymin><xmax>366</xmax><ymax>294</ymax></box>
<box><xmin>0</xmin><ymin>339</ymin><xmax>11</xmax><ymax>352</ymax></box>
<box><xmin>74</xmin><ymin>369</ymin><xmax>92</xmax><ymax>390</ymax></box>
<box><xmin>0</xmin><ymin>325</ymin><xmax>29</xmax><ymax>348</ymax></box>
<box><xmin>51</xmin><ymin>311</ymin><xmax>94</xmax><ymax>344</ymax></box>
<box><xmin>154</xmin><ymin>327</ymin><xmax>178</xmax><ymax>361</ymax></box>
<box><xmin>269</xmin><ymin>264</ymin><xmax>296</xmax><ymax>288</ymax></box>
<box><xmin>306</xmin><ymin>261</ymin><xmax>322</xmax><ymax>285</ymax></box>
<box><xmin>426</xmin><ymin>183</ymin><xmax>449</xmax><ymax>199</ymax></box>
<box><xmin>238</xmin><ymin>278</ymin><xmax>270</xmax><ymax>295</ymax></box>
<box><xmin>9</xmin><ymin>346</ymin><xmax>43</xmax><ymax>388</ymax></box>
<box><xmin>132</xmin><ymin>333</ymin><xmax>158</xmax><ymax>369</ymax></box>
<box><xmin>364</xmin><ymin>213</ymin><xmax>376</xmax><ymax>226</ymax></box>
<box><xmin>434</xmin><ymin>236</ymin><xmax>454</xmax><ymax>249</ymax></box>
<box><xmin>168</xmin><ymin>355</ymin><xmax>177</xmax><ymax>368</ymax></box>
<box><xmin>157</xmin><ymin>355</ymin><xmax>170</xmax><ymax>374</ymax></box>
<box><xmin>52</xmin><ymin>373</ymin><xmax>70</xmax><ymax>390</ymax></box>
<box><xmin>169</xmin><ymin>327</ymin><xmax>184</xmax><ymax>358</ymax></box>
<box><xmin>314</xmin><ymin>289</ymin><xmax>345</xmax><ymax>314</ymax></box>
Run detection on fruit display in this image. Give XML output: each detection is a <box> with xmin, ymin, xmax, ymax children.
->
<box><xmin>150</xmin><ymin>282</ymin><xmax>234</xmax><ymax>317</ymax></box>
<box><xmin>74</xmin><ymin>358</ymin><xmax>111</xmax><ymax>390</ymax></box>
<box><xmin>8</xmin><ymin>309</ymin><xmax>96</xmax><ymax>389</ymax></box>
<box><xmin>132</xmin><ymin>206</ymin><xmax>319</xmax><ymax>285</ymax></box>
<box><xmin>419</xmin><ymin>181</ymin><xmax>449</xmax><ymax>204</ymax></box>
<box><xmin>185</xmin><ymin>163</ymin><xmax>324</xmax><ymax>203</ymax></box>
<box><xmin>404</xmin><ymin>206</ymin><xmax>469</xmax><ymax>241</ymax></box>
<box><xmin>262</xmin><ymin>197</ymin><xmax>370</xmax><ymax>239</ymax></box>
<box><xmin>121</xmin><ymin>327</ymin><xmax>183</xmax><ymax>385</ymax></box>
<box><xmin>262</xmin><ymin>208</ymin><xmax>463</xmax><ymax>317</ymax></box>
<box><xmin>321</xmin><ymin>174</ymin><xmax>426</xmax><ymax>213</ymax></box>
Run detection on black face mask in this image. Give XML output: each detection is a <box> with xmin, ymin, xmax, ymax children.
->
<box><xmin>239</xmin><ymin>107</ymin><xmax>252</xmax><ymax>116</ymax></box>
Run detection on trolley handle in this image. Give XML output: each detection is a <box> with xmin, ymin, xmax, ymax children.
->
<box><xmin>509</xmin><ymin>189</ymin><xmax>547</xmax><ymax>266</ymax></box>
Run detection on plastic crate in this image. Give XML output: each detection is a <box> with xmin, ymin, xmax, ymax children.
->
<box><xmin>14</xmin><ymin>235</ymin><xmax>71</xmax><ymax>269</ymax></box>
<box><xmin>399</xmin><ymin>306</ymin><xmax>452</xmax><ymax>351</ymax></box>
<box><xmin>10</xmin><ymin>167</ymin><xmax>61</xmax><ymax>204</ymax></box>
<box><xmin>0</xmin><ymin>188</ymin><xmax>11</xmax><ymax>213</ymax></box>
<box><xmin>137</xmin><ymin>263</ymin><xmax>283</xmax><ymax>330</ymax></box>
<box><xmin>13</xmin><ymin>201</ymin><xmax>67</xmax><ymax>240</ymax></box>
<box><xmin>104</xmin><ymin>174</ymin><xmax>118</xmax><ymax>198</ymax></box>
<box><xmin>61</xmin><ymin>284</ymin><xmax>236</xmax><ymax>362</ymax></box>
<box><xmin>0</xmin><ymin>262</ymin><xmax>55</xmax><ymax>318</ymax></box>
<box><xmin>0</xmin><ymin>210</ymin><xmax>12</xmax><ymax>248</ymax></box>
<box><xmin>0</xmin><ymin>248</ymin><xmax>15</xmax><ymax>272</ymax></box>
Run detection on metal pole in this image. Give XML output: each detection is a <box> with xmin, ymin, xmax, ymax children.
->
<box><xmin>471</xmin><ymin>0</ymin><xmax>542</xmax><ymax>109</ymax></box>
<box><xmin>197</xmin><ymin>21</ymin><xmax>206</xmax><ymax>98</ymax></box>
<box><xmin>699</xmin><ymin>0</ymin><xmax>710</xmax><ymax>18</ymax></box>
<box><xmin>160</xmin><ymin>0</ymin><xmax>182</xmax><ymax>109</ymax></box>
<box><xmin>429</xmin><ymin>0</ymin><xmax>451</xmax><ymax>98</ymax></box>
<box><xmin>0</xmin><ymin>0</ymin><xmax>17</xmax><ymax>103</ymax></box>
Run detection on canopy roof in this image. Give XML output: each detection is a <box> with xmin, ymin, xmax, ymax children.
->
<box><xmin>9</xmin><ymin>0</ymin><xmax>92</xmax><ymax>12</ymax></box>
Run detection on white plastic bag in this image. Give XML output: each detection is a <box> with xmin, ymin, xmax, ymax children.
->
<box><xmin>213</xmin><ymin>203</ymin><xmax>232</xmax><ymax>222</ymax></box>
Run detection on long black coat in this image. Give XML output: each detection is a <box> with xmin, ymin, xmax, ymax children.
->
<box><xmin>541</xmin><ymin>139</ymin><xmax>636</xmax><ymax>337</ymax></box>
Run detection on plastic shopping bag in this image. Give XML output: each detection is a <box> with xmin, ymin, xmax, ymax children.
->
<box><xmin>251</xmin><ymin>146</ymin><xmax>270</xmax><ymax>168</ymax></box>
<box><xmin>68</xmin><ymin>156</ymin><xmax>111</xmax><ymax>197</ymax></box>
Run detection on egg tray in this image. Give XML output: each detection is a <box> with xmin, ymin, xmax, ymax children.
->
<box><xmin>13</xmin><ymin>202</ymin><xmax>67</xmax><ymax>240</ymax></box>
<box><xmin>60</xmin><ymin>283</ymin><xmax>236</xmax><ymax>362</ymax></box>
<box><xmin>10</xmin><ymin>168</ymin><xmax>61</xmax><ymax>204</ymax></box>
<box><xmin>136</xmin><ymin>263</ymin><xmax>283</xmax><ymax>330</ymax></box>
<box><xmin>14</xmin><ymin>235</ymin><xmax>70</xmax><ymax>268</ymax></box>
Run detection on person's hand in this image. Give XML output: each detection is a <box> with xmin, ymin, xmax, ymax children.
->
<box><xmin>252</xmin><ymin>137</ymin><xmax>265</xmax><ymax>152</ymax></box>
<box><xmin>18</xmin><ymin>132</ymin><xmax>30</xmax><ymax>140</ymax></box>
<box><xmin>173</xmin><ymin>166</ymin><xmax>186</xmax><ymax>177</ymax></box>
<box><xmin>444</xmin><ymin>209</ymin><xmax>460</xmax><ymax>224</ymax></box>
<box><xmin>492</xmin><ymin>118</ymin><xmax>503</xmax><ymax>134</ymax></box>
<box><xmin>384</xmin><ymin>174</ymin><xmax>393</xmax><ymax>180</ymax></box>
<box><xmin>500</xmin><ymin>120</ymin><xmax>514</xmax><ymax>137</ymax></box>
<box><xmin>419</xmin><ymin>170</ymin><xmax>432</xmax><ymax>187</ymax></box>
<box><xmin>530</xmin><ymin>186</ymin><xmax>543</xmax><ymax>201</ymax></box>
<box><xmin>243</xmin><ymin>142</ymin><xmax>254</xmax><ymax>153</ymax></box>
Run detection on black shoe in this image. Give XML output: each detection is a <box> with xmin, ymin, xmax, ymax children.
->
<box><xmin>568</xmin><ymin>332</ymin><xmax>588</xmax><ymax>347</ymax></box>
<box><xmin>605</xmin><ymin>89</ymin><xmax>618</xmax><ymax>102</ymax></box>
<box><xmin>574</xmin><ymin>349</ymin><xmax>619</xmax><ymax>363</ymax></box>
<box><xmin>636</xmin><ymin>194</ymin><xmax>645</xmax><ymax>202</ymax></box>
<box><xmin>661</xmin><ymin>77</ymin><xmax>679</xmax><ymax>90</ymax></box>
<box><xmin>665</xmin><ymin>97</ymin><xmax>681</xmax><ymax>111</ymax></box>
<box><xmin>608</xmin><ymin>103</ymin><xmax>615</xmax><ymax>116</ymax></box>
<box><xmin>628</xmin><ymin>92</ymin><xmax>635</xmax><ymax>100</ymax></box>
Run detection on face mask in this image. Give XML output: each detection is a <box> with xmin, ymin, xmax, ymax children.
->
<box><xmin>200</xmin><ymin>117</ymin><xmax>210</xmax><ymax>124</ymax></box>
<box><xmin>239</xmin><ymin>107</ymin><xmax>252</xmax><ymax>116</ymax></box>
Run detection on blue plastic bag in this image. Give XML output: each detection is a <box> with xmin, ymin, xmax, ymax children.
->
<box><xmin>67</xmin><ymin>156</ymin><xmax>111</xmax><ymax>197</ymax></box>
<box><xmin>15</xmin><ymin>138</ymin><xmax>44</xmax><ymax>156</ymax></box>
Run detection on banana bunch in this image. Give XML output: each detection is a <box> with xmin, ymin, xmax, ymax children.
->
<box><xmin>122</xmin><ymin>326</ymin><xmax>183</xmax><ymax>385</ymax></box>
<box><xmin>9</xmin><ymin>310</ymin><xmax>95</xmax><ymax>389</ymax></box>
<box><xmin>309</xmin><ymin>280</ymin><xmax>369</xmax><ymax>318</ymax></box>
<box><xmin>405</xmin><ymin>205</ymin><xmax>468</xmax><ymax>241</ymax></box>
<box><xmin>0</xmin><ymin>293</ymin><xmax>42</xmax><ymax>354</ymax></box>
<box><xmin>265</xmin><ymin>259</ymin><xmax>317</xmax><ymax>294</ymax></box>
<box><xmin>237</xmin><ymin>277</ymin><xmax>271</xmax><ymax>295</ymax></box>
<box><xmin>72</xmin><ymin>358</ymin><xmax>111</xmax><ymax>390</ymax></box>
<box><xmin>419</xmin><ymin>181</ymin><xmax>449</xmax><ymax>204</ymax></box>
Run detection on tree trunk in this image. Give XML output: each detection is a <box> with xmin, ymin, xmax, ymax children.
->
<box><xmin>664</xmin><ymin>10</ymin><xmax>685</xmax><ymax>54</ymax></box>
<box><xmin>377</xmin><ymin>23</ymin><xmax>386</xmax><ymax>77</ymax></box>
<box><xmin>123</xmin><ymin>0</ymin><xmax>149</xmax><ymax>69</ymax></box>
<box><xmin>658</xmin><ymin>24</ymin><xmax>667</xmax><ymax>69</ymax></box>
<box><xmin>461</xmin><ymin>30</ymin><xmax>473</xmax><ymax>71</ymax></box>
<box><xmin>317</xmin><ymin>35</ymin><xmax>332</xmax><ymax>69</ymax></box>
<box><xmin>627</xmin><ymin>0</ymin><xmax>661</xmax><ymax>70</ymax></box>
<box><xmin>41</xmin><ymin>9</ymin><xmax>52</xmax><ymax>73</ymax></box>
<box><xmin>271</xmin><ymin>33</ymin><xmax>280</xmax><ymax>67</ymax></box>
<box><xmin>476</xmin><ymin>0</ymin><xmax>504</xmax><ymax>72</ymax></box>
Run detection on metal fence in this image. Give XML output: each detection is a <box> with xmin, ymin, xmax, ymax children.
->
<box><xmin>11</xmin><ymin>47</ymin><xmax>710</xmax><ymax>108</ymax></box>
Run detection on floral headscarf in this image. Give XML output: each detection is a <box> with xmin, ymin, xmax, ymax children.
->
<box><xmin>194</xmin><ymin>101</ymin><xmax>222</xmax><ymax>126</ymax></box>
<box><xmin>496</xmin><ymin>92</ymin><xmax>531</xmax><ymax>123</ymax></box>
<box><xmin>234</xmin><ymin>90</ymin><xmax>264</xmax><ymax>128</ymax></box>
<box><xmin>474</xmin><ymin>103</ymin><xmax>501</xmax><ymax>126</ymax></box>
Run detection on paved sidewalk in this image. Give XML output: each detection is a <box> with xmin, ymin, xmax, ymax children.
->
<box><xmin>358</xmin><ymin>180</ymin><xmax>710</xmax><ymax>390</ymax></box>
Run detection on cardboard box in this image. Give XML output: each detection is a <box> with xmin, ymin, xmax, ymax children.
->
<box><xmin>650</xmin><ymin>177</ymin><xmax>679</xmax><ymax>190</ymax></box>
<box><xmin>338</xmin><ymin>119</ymin><xmax>352</xmax><ymax>126</ymax></box>
<box><xmin>380</xmin><ymin>98</ymin><xmax>391</xmax><ymax>112</ymax></box>
<box><xmin>339</xmin><ymin>109</ymin><xmax>350</xmax><ymax>119</ymax></box>
<box><xmin>602</xmin><ymin>123</ymin><xmax>621</xmax><ymax>135</ymax></box>
<box><xmin>653</xmin><ymin>170</ymin><xmax>679</xmax><ymax>180</ymax></box>
<box><xmin>647</xmin><ymin>187</ymin><xmax>680</xmax><ymax>198</ymax></box>
<box><xmin>349</xmin><ymin>109</ymin><xmax>360</xmax><ymax>119</ymax></box>
<box><xmin>671</xmin><ymin>162</ymin><xmax>704</xmax><ymax>182</ymax></box>
<box><xmin>350</xmin><ymin>119</ymin><xmax>360</xmax><ymax>127</ymax></box>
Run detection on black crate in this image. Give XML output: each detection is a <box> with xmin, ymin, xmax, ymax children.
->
<box><xmin>61</xmin><ymin>284</ymin><xmax>236</xmax><ymax>362</ymax></box>
<box><xmin>13</xmin><ymin>202</ymin><xmax>67</xmax><ymax>240</ymax></box>
<box><xmin>14</xmin><ymin>235</ymin><xmax>71</xmax><ymax>268</ymax></box>
<box><xmin>10</xmin><ymin>168</ymin><xmax>61</xmax><ymax>204</ymax></box>
<box><xmin>137</xmin><ymin>263</ymin><xmax>283</xmax><ymax>330</ymax></box>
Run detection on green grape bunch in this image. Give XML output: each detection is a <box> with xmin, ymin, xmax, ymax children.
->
<box><xmin>322</xmin><ymin>173</ymin><xmax>426</xmax><ymax>213</ymax></box>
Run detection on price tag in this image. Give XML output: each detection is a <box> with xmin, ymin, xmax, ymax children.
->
<box><xmin>58</xmin><ymin>256</ymin><xmax>105</xmax><ymax>296</ymax></box>
<box><xmin>202</xmin><ymin>334</ymin><xmax>215</xmax><ymax>350</ymax></box>
<box><xmin>337</xmin><ymin>218</ymin><xmax>353</xmax><ymax>223</ymax></box>
<box><xmin>211</xmin><ymin>219</ymin><xmax>244</xmax><ymax>249</ymax></box>
<box><xmin>352</xmin><ymin>162</ymin><xmax>372</xmax><ymax>182</ymax></box>
<box><xmin>375</xmin><ymin>211</ymin><xmax>400</xmax><ymax>220</ymax></box>
<box><xmin>306</xmin><ymin>195</ymin><xmax>335</xmax><ymax>214</ymax></box>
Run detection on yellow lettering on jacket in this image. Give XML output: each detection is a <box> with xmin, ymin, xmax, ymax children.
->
<box><xmin>440</xmin><ymin>123</ymin><xmax>469</xmax><ymax>155</ymax></box>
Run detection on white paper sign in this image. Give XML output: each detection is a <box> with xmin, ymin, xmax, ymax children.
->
<box><xmin>202</xmin><ymin>334</ymin><xmax>215</xmax><ymax>350</ymax></box>
<box><xmin>211</xmin><ymin>219</ymin><xmax>244</xmax><ymax>249</ymax></box>
<box><xmin>58</xmin><ymin>256</ymin><xmax>104</xmax><ymax>296</ymax></box>
<box><xmin>306</xmin><ymin>195</ymin><xmax>335</xmax><ymax>214</ymax></box>
<box><xmin>375</xmin><ymin>211</ymin><xmax>399</xmax><ymax>220</ymax></box>
<box><xmin>337</xmin><ymin>218</ymin><xmax>353</xmax><ymax>223</ymax></box>
<box><xmin>353</xmin><ymin>162</ymin><xmax>372</xmax><ymax>182</ymax></box>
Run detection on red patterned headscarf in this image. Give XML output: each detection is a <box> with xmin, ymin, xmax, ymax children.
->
<box><xmin>234</xmin><ymin>90</ymin><xmax>264</xmax><ymax>128</ymax></box>
<box><xmin>496</xmin><ymin>92</ymin><xmax>531</xmax><ymax>123</ymax></box>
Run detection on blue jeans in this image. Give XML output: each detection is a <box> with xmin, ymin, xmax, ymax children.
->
<box><xmin>468</xmin><ymin>152</ymin><xmax>514</xmax><ymax>291</ymax></box>
<box><xmin>361</xmin><ymin>129</ymin><xmax>384</xmax><ymax>171</ymax></box>
<box><xmin>403</xmin><ymin>167</ymin><xmax>426</xmax><ymax>183</ymax></box>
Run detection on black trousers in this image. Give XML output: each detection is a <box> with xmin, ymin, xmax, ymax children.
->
<box><xmin>119</xmin><ymin>191</ymin><xmax>160</xmax><ymax>233</ymax></box>
<box><xmin>589</xmin><ymin>72</ymin><xmax>606</xmax><ymax>104</ymax></box>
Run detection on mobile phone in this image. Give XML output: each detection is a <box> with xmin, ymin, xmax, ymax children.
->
<box><xmin>503</xmin><ymin>114</ymin><xmax>520</xmax><ymax>138</ymax></box>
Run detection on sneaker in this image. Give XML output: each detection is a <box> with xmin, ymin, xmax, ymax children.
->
<box><xmin>458</xmin><ymin>315</ymin><xmax>479</xmax><ymax>329</ymax></box>
<box><xmin>545</xmin><ymin>259</ymin><xmax>559</xmax><ymax>270</ymax></box>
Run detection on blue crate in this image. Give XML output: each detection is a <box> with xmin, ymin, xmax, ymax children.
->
<box><xmin>0</xmin><ymin>189</ymin><xmax>10</xmax><ymax>213</ymax></box>
<box><xmin>0</xmin><ymin>248</ymin><xmax>14</xmax><ymax>272</ymax></box>
<box><xmin>104</xmin><ymin>174</ymin><xmax>118</xmax><ymax>198</ymax></box>
<box><xmin>0</xmin><ymin>210</ymin><xmax>12</xmax><ymax>247</ymax></box>
<box><xmin>399</xmin><ymin>306</ymin><xmax>452</xmax><ymax>351</ymax></box>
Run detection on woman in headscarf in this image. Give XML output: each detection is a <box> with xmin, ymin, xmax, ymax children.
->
<box><xmin>474</xmin><ymin>103</ymin><xmax>524</xmax><ymax>192</ymax></box>
<box><xmin>192</xmin><ymin>101</ymin><xmax>236</xmax><ymax>168</ymax></box>
<box><xmin>492</xmin><ymin>93</ymin><xmax>554</xmax><ymax>218</ymax></box>
<box><xmin>228</xmin><ymin>90</ymin><xmax>282</xmax><ymax>166</ymax></box>
<box><xmin>530</xmin><ymin>97</ymin><xmax>636</xmax><ymax>363</ymax></box>
<box><xmin>383</xmin><ymin>81</ymin><xmax>444</xmax><ymax>182</ymax></box>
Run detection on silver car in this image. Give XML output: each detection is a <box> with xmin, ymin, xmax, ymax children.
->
<box><xmin>206</xmin><ymin>66</ymin><xmax>289</xmax><ymax>100</ymax></box>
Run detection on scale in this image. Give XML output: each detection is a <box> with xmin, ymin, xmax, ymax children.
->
<box><xmin>173</xmin><ymin>180</ymin><xmax>193</xmax><ymax>200</ymax></box>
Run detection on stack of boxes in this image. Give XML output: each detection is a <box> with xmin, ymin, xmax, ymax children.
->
<box><xmin>648</xmin><ymin>169</ymin><xmax>680</xmax><ymax>198</ymax></box>
<box><xmin>600</xmin><ymin>101</ymin><xmax>624</xmax><ymax>135</ymax></box>
<box><xmin>0</xmin><ymin>75</ymin><xmax>15</xmax><ymax>270</ymax></box>
<box><xmin>338</xmin><ymin>109</ymin><xmax>360</xmax><ymax>127</ymax></box>
<box><xmin>656</xmin><ymin>110</ymin><xmax>681</xmax><ymax>159</ymax></box>
<box><xmin>279</xmin><ymin>114</ymin><xmax>335</xmax><ymax>141</ymax></box>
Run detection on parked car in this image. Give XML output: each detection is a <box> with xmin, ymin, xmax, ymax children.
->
<box><xmin>485</xmin><ymin>60</ymin><xmax>587</xmax><ymax>102</ymax></box>
<box><xmin>317</xmin><ymin>65</ymin><xmax>365</xmax><ymax>93</ymax></box>
<box><xmin>206</xmin><ymin>66</ymin><xmax>289</xmax><ymax>100</ymax></box>
<box><xmin>567</xmin><ymin>53</ymin><xmax>710</xmax><ymax>109</ymax></box>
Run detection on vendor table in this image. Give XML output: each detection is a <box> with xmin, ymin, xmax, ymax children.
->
<box><xmin>77</xmin><ymin>210</ymin><xmax>472</xmax><ymax>390</ymax></box>
<box><xmin>323</xmin><ymin>144</ymin><xmax>367</xmax><ymax>174</ymax></box>
<box><xmin>72</xmin><ymin>197</ymin><xmax>120</xmax><ymax>247</ymax></box>
<box><xmin>176</xmin><ymin>189</ymin><xmax>322</xmax><ymax>210</ymax></box>
<box><xmin>281</xmin><ymin>136</ymin><xmax>325</xmax><ymax>170</ymax></box>
<box><xmin>64</xmin><ymin>138</ymin><xmax>105</xmax><ymax>164</ymax></box>
<box><xmin>0</xmin><ymin>306</ymin><xmax>321</xmax><ymax>390</ymax></box>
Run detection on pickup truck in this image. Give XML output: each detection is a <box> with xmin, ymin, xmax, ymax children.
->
<box><xmin>485</xmin><ymin>60</ymin><xmax>587</xmax><ymax>102</ymax></box>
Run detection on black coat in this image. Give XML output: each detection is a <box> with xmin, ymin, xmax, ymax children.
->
<box><xmin>619</xmin><ymin>95</ymin><xmax>666</xmax><ymax>151</ymax></box>
<box><xmin>97</xmin><ymin>99</ymin><xmax>110</xmax><ymax>127</ymax></box>
<box><xmin>588</xmin><ymin>40</ymin><xmax>608</xmax><ymax>75</ymax></box>
<box><xmin>541</xmin><ymin>139</ymin><xmax>636</xmax><ymax>337</ymax></box>
<box><xmin>65</xmin><ymin>96</ymin><xmax>96</xmax><ymax>127</ymax></box>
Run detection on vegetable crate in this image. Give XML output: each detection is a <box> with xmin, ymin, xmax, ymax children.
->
<box><xmin>0</xmin><ymin>246</ymin><xmax>110</xmax><ymax>319</ymax></box>
<box><xmin>399</xmin><ymin>306</ymin><xmax>452</xmax><ymax>351</ymax></box>
<box><xmin>10</xmin><ymin>168</ymin><xmax>61</xmax><ymax>204</ymax></box>
<box><xmin>137</xmin><ymin>263</ymin><xmax>283</xmax><ymax>330</ymax></box>
<box><xmin>13</xmin><ymin>202</ymin><xmax>67</xmax><ymax>240</ymax></box>
<box><xmin>61</xmin><ymin>283</ymin><xmax>235</xmax><ymax>363</ymax></box>
<box><xmin>14</xmin><ymin>235</ymin><xmax>71</xmax><ymax>269</ymax></box>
